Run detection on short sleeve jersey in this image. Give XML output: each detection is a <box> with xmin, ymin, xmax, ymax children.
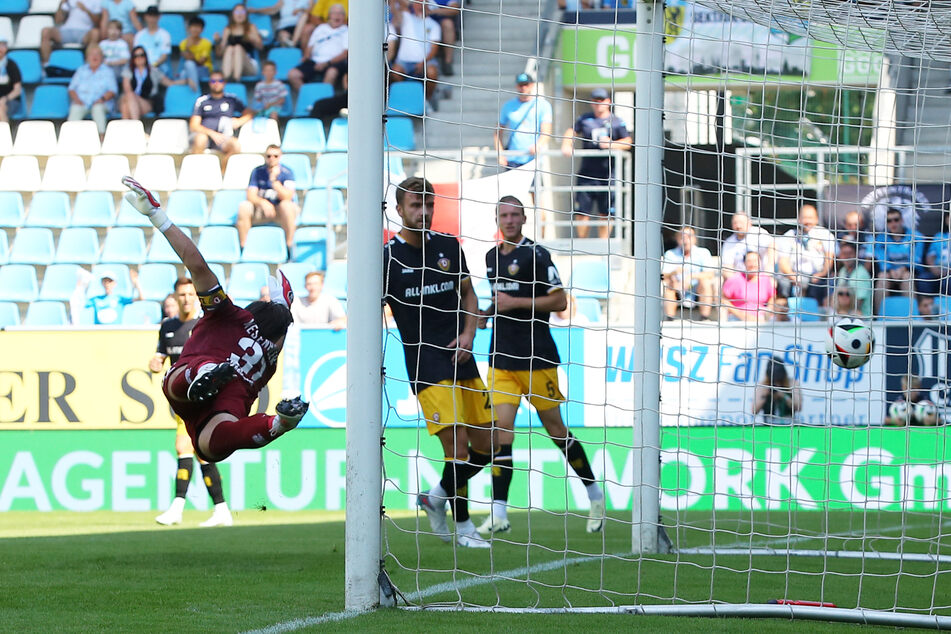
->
<box><xmin>156</xmin><ymin>316</ymin><xmax>199</xmax><ymax>364</ymax></box>
<box><xmin>86</xmin><ymin>293</ymin><xmax>132</xmax><ymax>325</ymax></box>
<box><xmin>485</xmin><ymin>237</ymin><xmax>562</xmax><ymax>371</ymax></box>
<box><xmin>573</xmin><ymin>111</ymin><xmax>630</xmax><ymax>180</ymax></box>
<box><xmin>192</xmin><ymin>93</ymin><xmax>246</xmax><ymax>135</ymax></box>
<box><xmin>248</xmin><ymin>164</ymin><xmax>295</xmax><ymax>205</ymax></box>
<box><xmin>383</xmin><ymin>232</ymin><xmax>480</xmax><ymax>393</ymax></box>
<box><xmin>499</xmin><ymin>96</ymin><xmax>553</xmax><ymax>165</ymax></box>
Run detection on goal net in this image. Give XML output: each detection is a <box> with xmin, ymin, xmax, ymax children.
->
<box><xmin>346</xmin><ymin>0</ymin><xmax>951</xmax><ymax>625</ymax></box>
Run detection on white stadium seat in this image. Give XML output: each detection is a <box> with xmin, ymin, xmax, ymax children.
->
<box><xmin>159</xmin><ymin>0</ymin><xmax>201</xmax><ymax>10</ymax></box>
<box><xmin>178</xmin><ymin>154</ymin><xmax>222</xmax><ymax>191</ymax></box>
<box><xmin>237</xmin><ymin>118</ymin><xmax>281</xmax><ymax>154</ymax></box>
<box><xmin>222</xmin><ymin>153</ymin><xmax>264</xmax><ymax>190</ymax></box>
<box><xmin>0</xmin><ymin>156</ymin><xmax>41</xmax><ymax>191</ymax></box>
<box><xmin>57</xmin><ymin>120</ymin><xmax>102</xmax><ymax>156</ymax></box>
<box><xmin>41</xmin><ymin>155</ymin><xmax>86</xmax><ymax>192</ymax></box>
<box><xmin>29</xmin><ymin>0</ymin><xmax>61</xmax><ymax>13</ymax></box>
<box><xmin>0</xmin><ymin>123</ymin><xmax>12</xmax><ymax>157</ymax></box>
<box><xmin>14</xmin><ymin>16</ymin><xmax>53</xmax><ymax>49</ymax></box>
<box><xmin>87</xmin><ymin>155</ymin><xmax>132</xmax><ymax>192</ymax></box>
<box><xmin>0</xmin><ymin>18</ymin><xmax>14</xmax><ymax>45</ymax></box>
<box><xmin>101</xmin><ymin>120</ymin><xmax>147</xmax><ymax>155</ymax></box>
<box><xmin>146</xmin><ymin>119</ymin><xmax>190</xmax><ymax>155</ymax></box>
<box><xmin>133</xmin><ymin>154</ymin><xmax>178</xmax><ymax>192</ymax></box>
<box><xmin>13</xmin><ymin>120</ymin><xmax>58</xmax><ymax>157</ymax></box>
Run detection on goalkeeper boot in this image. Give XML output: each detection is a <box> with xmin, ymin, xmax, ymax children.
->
<box><xmin>155</xmin><ymin>497</ymin><xmax>185</xmax><ymax>526</ymax></box>
<box><xmin>186</xmin><ymin>362</ymin><xmax>236</xmax><ymax>403</ymax></box>
<box><xmin>456</xmin><ymin>524</ymin><xmax>490</xmax><ymax>549</ymax></box>
<box><xmin>200</xmin><ymin>502</ymin><xmax>233</xmax><ymax>528</ymax></box>
<box><xmin>417</xmin><ymin>492</ymin><xmax>451</xmax><ymax>543</ymax></box>
<box><xmin>275</xmin><ymin>396</ymin><xmax>309</xmax><ymax>431</ymax></box>
<box><xmin>477</xmin><ymin>515</ymin><xmax>511</xmax><ymax>535</ymax></box>
<box><xmin>586</xmin><ymin>497</ymin><xmax>606</xmax><ymax>533</ymax></box>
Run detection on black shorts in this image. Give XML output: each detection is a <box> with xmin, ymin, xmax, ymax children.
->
<box><xmin>573</xmin><ymin>176</ymin><xmax>614</xmax><ymax>216</ymax></box>
<box><xmin>295</xmin><ymin>58</ymin><xmax>348</xmax><ymax>82</ymax></box>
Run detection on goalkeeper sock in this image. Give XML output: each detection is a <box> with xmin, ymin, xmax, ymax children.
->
<box><xmin>490</xmin><ymin>444</ymin><xmax>514</xmax><ymax>508</ymax></box>
<box><xmin>175</xmin><ymin>456</ymin><xmax>193</xmax><ymax>499</ymax></box>
<box><xmin>205</xmin><ymin>413</ymin><xmax>281</xmax><ymax>461</ymax></box>
<box><xmin>200</xmin><ymin>463</ymin><xmax>225</xmax><ymax>505</ymax></box>
<box><xmin>439</xmin><ymin>459</ymin><xmax>471</xmax><ymax>523</ymax></box>
<box><xmin>555</xmin><ymin>432</ymin><xmax>598</xmax><ymax>489</ymax></box>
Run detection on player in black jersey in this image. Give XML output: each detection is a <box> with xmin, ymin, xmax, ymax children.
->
<box><xmin>384</xmin><ymin>176</ymin><xmax>497</xmax><ymax>549</ymax></box>
<box><xmin>150</xmin><ymin>277</ymin><xmax>232</xmax><ymax>527</ymax></box>
<box><xmin>479</xmin><ymin>196</ymin><xmax>605</xmax><ymax>534</ymax></box>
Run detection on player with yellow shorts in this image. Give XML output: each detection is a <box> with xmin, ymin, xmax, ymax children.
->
<box><xmin>479</xmin><ymin>195</ymin><xmax>605</xmax><ymax>536</ymax></box>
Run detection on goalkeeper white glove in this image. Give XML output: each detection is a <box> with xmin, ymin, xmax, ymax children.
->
<box><xmin>121</xmin><ymin>175</ymin><xmax>171</xmax><ymax>231</ymax></box>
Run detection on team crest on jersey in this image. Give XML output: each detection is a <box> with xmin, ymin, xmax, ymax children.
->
<box><xmin>437</xmin><ymin>257</ymin><xmax>450</xmax><ymax>271</ymax></box>
<box><xmin>507</xmin><ymin>261</ymin><xmax>520</xmax><ymax>276</ymax></box>
<box><xmin>433</xmin><ymin>412</ymin><xmax>440</xmax><ymax>423</ymax></box>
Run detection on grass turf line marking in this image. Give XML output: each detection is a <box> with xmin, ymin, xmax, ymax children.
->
<box><xmin>245</xmin><ymin>610</ymin><xmax>368</xmax><ymax>634</ymax></box>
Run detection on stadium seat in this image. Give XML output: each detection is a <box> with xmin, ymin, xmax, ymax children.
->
<box><xmin>880</xmin><ymin>295</ymin><xmax>919</xmax><ymax>319</ymax></box>
<box><xmin>0</xmin><ymin>264</ymin><xmax>38</xmax><ymax>302</ymax></box>
<box><xmin>279</xmin><ymin>261</ymin><xmax>316</xmax><ymax>296</ymax></box>
<box><xmin>56</xmin><ymin>120</ymin><xmax>101</xmax><ymax>156</ymax></box>
<box><xmin>9</xmin><ymin>227</ymin><xmax>55</xmax><ymax>265</ymax></box>
<box><xmin>13</xmin><ymin>120</ymin><xmax>57</xmax><ymax>156</ymax></box>
<box><xmin>159</xmin><ymin>0</ymin><xmax>201</xmax><ymax>11</ymax></box>
<box><xmin>13</xmin><ymin>16</ymin><xmax>52</xmax><ymax>49</ymax></box>
<box><xmin>250</xmin><ymin>13</ymin><xmax>272</xmax><ymax>44</ymax></box>
<box><xmin>146</xmin><ymin>119</ymin><xmax>190</xmax><ymax>154</ymax></box>
<box><xmin>207</xmin><ymin>189</ymin><xmax>244</xmax><ymax>225</ymax></box>
<box><xmin>570</xmin><ymin>260</ymin><xmax>610</xmax><ymax>299</ymax></box>
<box><xmin>121</xmin><ymin>300</ymin><xmax>162</xmax><ymax>325</ymax></box>
<box><xmin>208</xmin><ymin>262</ymin><xmax>227</xmax><ymax>286</ymax></box>
<box><xmin>0</xmin><ymin>231</ymin><xmax>7</xmax><ymax>264</ymax></box>
<box><xmin>7</xmin><ymin>50</ymin><xmax>42</xmax><ymax>85</ymax></box>
<box><xmin>0</xmin><ymin>122</ymin><xmax>11</xmax><ymax>155</ymax></box>
<box><xmin>158</xmin><ymin>14</ymin><xmax>187</xmax><ymax>48</ymax></box>
<box><xmin>326</xmin><ymin>117</ymin><xmax>348</xmax><ymax>152</ymax></box>
<box><xmin>281</xmin><ymin>153</ymin><xmax>312</xmax><ymax>190</ymax></box>
<box><xmin>87</xmin><ymin>155</ymin><xmax>132</xmax><ymax>192</ymax></box>
<box><xmin>0</xmin><ymin>156</ymin><xmax>41</xmax><ymax>191</ymax></box>
<box><xmin>117</xmin><ymin>195</ymin><xmax>154</xmax><ymax>227</ymax></box>
<box><xmin>101</xmin><ymin>120</ymin><xmax>147</xmax><ymax>155</ymax></box>
<box><xmin>162</xmin><ymin>85</ymin><xmax>201</xmax><ymax>118</ymax></box>
<box><xmin>786</xmin><ymin>296</ymin><xmax>822</xmax><ymax>322</ymax></box>
<box><xmin>386</xmin><ymin>81</ymin><xmax>425</xmax><ymax>117</ymax></box>
<box><xmin>224</xmin><ymin>82</ymin><xmax>248</xmax><ymax>104</ymax></box>
<box><xmin>323</xmin><ymin>260</ymin><xmax>347</xmax><ymax>299</ymax></box>
<box><xmin>388</xmin><ymin>154</ymin><xmax>406</xmax><ymax>180</ymax></box>
<box><xmin>0</xmin><ymin>301</ymin><xmax>19</xmax><ymax>327</ymax></box>
<box><xmin>386</xmin><ymin>117</ymin><xmax>416</xmax><ymax>151</ymax></box>
<box><xmin>133</xmin><ymin>154</ymin><xmax>178</xmax><ymax>192</ymax></box>
<box><xmin>41</xmin><ymin>155</ymin><xmax>86</xmax><ymax>192</ymax></box>
<box><xmin>291</xmin><ymin>226</ymin><xmax>328</xmax><ymax>268</ymax></box>
<box><xmin>237</xmin><ymin>118</ymin><xmax>281</xmax><ymax>154</ymax></box>
<box><xmin>23</xmin><ymin>301</ymin><xmax>68</xmax><ymax>326</ymax></box>
<box><xmin>201</xmin><ymin>0</ymin><xmax>234</xmax><ymax>11</ymax></box>
<box><xmin>100</xmin><ymin>227</ymin><xmax>147</xmax><ymax>264</ymax></box>
<box><xmin>268</xmin><ymin>47</ymin><xmax>301</xmax><ymax>81</ymax></box>
<box><xmin>294</xmin><ymin>83</ymin><xmax>334</xmax><ymax>117</ymax></box>
<box><xmin>146</xmin><ymin>227</ymin><xmax>192</xmax><ymax>263</ymax></box>
<box><xmin>71</xmin><ymin>191</ymin><xmax>116</xmax><ymax>227</ymax></box>
<box><xmin>281</xmin><ymin>118</ymin><xmax>326</xmax><ymax>154</ymax></box>
<box><xmin>30</xmin><ymin>0</ymin><xmax>62</xmax><ymax>12</ymax></box>
<box><xmin>25</xmin><ymin>191</ymin><xmax>70</xmax><ymax>227</ymax></box>
<box><xmin>53</xmin><ymin>227</ymin><xmax>101</xmax><ymax>264</ymax></box>
<box><xmin>166</xmin><ymin>190</ymin><xmax>208</xmax><ymax>227</ymax></box>
<box><xmin>44</xmin><ymin>49</ymin><xmax>85</xmax><ymax>84</ymax></box>
<box><xmin>39</xmin><ymin>263</ymin><xmax>84</xmax><ymax>301</ymax></box>
<box><xmin>575</xmin><ymin>297</ymin><xmax>604</xmax><ymax>323</ymax></box>
<box><xmin>936</xmin><ymin>295</ymin><xmax>951</xmax><ymax>316</ymax></box>
<box><xmin>299</xmin><ymin>188</ymin><xmax>345</xmax><ymax>226</ymax></box>
<box><xmin>227</xmin><ymin>262</ymin><xmax>270</xmax><ymax>303</ymax></box>
<box><xmin>312</xmin><ymin>153</ymin><xmax>348</xmax><ymax>189</ymax></box>
<box><xmin>0</xmin><ymin>0</ymin><xmax>30</xmax><ymax>14</ymax></box>
<box><xmin>222</xmin><ymin>153</ymin><xmax>264</xmax><ymax>189</ymax></box>
<box><xmin>178</xmin><ymin>154</ymin><xmax>222</xmax><ymax>190</ymax></box>
<box><xmin>28</xmin><ymin>85</ymin><xmax>69</xmax><ymax>119</ymax></box>
<box><xmin>241</xmin><ymin>226</ymin><xmax>288</xmax><ymax>263</ymax></box>
<box><xmin>88</xmin><ymin>263</ymin><xmax>132</xmax><ymax>297</ymax></box>
<box><xmin>137</xmin><ymin>262</ymin><xmax>178</xmax><ymax>300</ymax></box>
<box><xmin>0</xmin><ymin>192</ymin><xmax>25</xmax><ymax>227</ymax></box>
<box><xmin>197</xmin><ymin>226</ymin><xmax>241</xmax><ymax>264</ymax></box>
<box><xmin>198</xmin><ymin>13</ymin><xmax>228</xmax><ymax>41</ymax></box>
<box><xmin>0</xmin><ymin>18</ymin><xmax>13</xmax><ymax>44</ymax></box>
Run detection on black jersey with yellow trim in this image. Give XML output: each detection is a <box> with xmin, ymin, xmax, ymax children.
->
<box><xmin>383</xmin><ymin>231</ymin><xmax>481</xmax><ymax>392</ymax></box>
<box><xmin>156</xmin><ymin>316</ymin><xmax>199</xmax><ymax>364</ymax></box>
<box><xmin>485</xmin><ymin>236</ymin><xmax>562</xmax><ymax>370</ymax></box>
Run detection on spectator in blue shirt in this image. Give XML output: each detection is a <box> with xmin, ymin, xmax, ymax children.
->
<box><xmin>237</xmin><ymin>144</ymin><xmax>299</xmax><ymax>254</ymax></box>
<box><xmin>68</xmin><ymin>44</ymin><xmax>118</xmax><ymax>135</ymax></box>
<box><xmin>924</xmin><ymin>208</ymin><xmax>951</xmax><ymax>296</ymax></box>
<box><xmin>133</xmin><ymin>5</ymin><xmax>172</xmax><ymax>73</ymax></box>
<box><xmin>494</xmin><ymin>73</ymin><xmax>553</xmax><ymax>169</ymax></box>
<box><xmin>871</xmin><ymin>206</ymin><xmax>927</xmax><ymax>310</ymax></box>
<box><xmin>71</xmin><ymin>268</ymin><xmax>143</xmax><ymax>325</ymax></box>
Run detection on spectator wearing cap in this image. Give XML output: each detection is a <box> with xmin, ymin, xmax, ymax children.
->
<box><xmin>41</xmin><ymin>0</ymin><xmax>103</xmax><ymax>65</ymax></box>
<box><xmin>0</xmin><ymin>39</ymin><xmax>23</xmax><ymax>123</ymax></box>
<box><xmin>560</xmin><ymin>87</ymin><xmax>631</xmax><ymax>239</ymax></box>
<box><xmin>133</xmin><ymin>6</ymin><xmax>172</xmax><ymax>74</ymax></box>
<box><xmin>495</xmin><ymin>72</ymin><xmax>553</xmax><ymax>169</ymax></box>
<box><xmin>71</xmin><ymin>267</ymin><xmax>143</xmax><ymax>325</ymax></box>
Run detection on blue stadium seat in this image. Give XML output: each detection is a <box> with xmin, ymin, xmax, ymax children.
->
<box><xmin>387</xmin><ymin>154</ymin><xmax>406</xmax><ymax>180</ymax></box>
<box><xmin>386</xmin><ymin>81</ymin><xmax>425</xmax><ymax>117</ymax></box>
<box><xmin>250</xmin><ymin>13</ymin><xmax>272</xmax><ymax>45</ymax></box>
<box><xmin>166</xmin><ymin>190</ymin><xmax>208</xmax><ymax>227</ymax></box>
<box><xmin>282</xmin><ymin>118</ymin><xmax>326</xmax><ymax>154</ymax></box>
<box><xmin>207</xmin><ymin>189</ymin><xmax>245</xmax><ymax>225</ymax></box>
<box><xmin>71</xmin><ymin>191</ymin><xmax>116</xmax><ymax>227</ymax></box>
<box><xmin>88</xmin><ymin>263</ymin><xmax>132</xmax><ymax>298</ymax></box>
<box><xmin>9</xmin><ymin>227</ymin><xmax>55</xmax><ymax>265</ymax></box>
<box><xmin>880</xmin><ymin>295</ymin><xmax>919</xmax><ymax>319</ymax></box>
<box><xmin>198</xmin><ymin>13</ymin><xmax>229</xmax><ymax>41</ymax></box>
<box><xmin>117</xmin><ymin>195</ymin><xmax>154</xmax><ymax>227</ymax></box>
<box><xmin>241</xmin><ymin>226</ymin><xmax>287</xmax><ymax>263</ymax></box>
<box><xmin>227</xmin><ymin>262</ymin><xmax>270</xmax><ymax>303</ymax></box>
<box><xmin>936</xmin><ymin>295</ymin><xmax>951</xmax><ymax>317</ymax></box>
<box><xmin>201</xmin><ymin>0</ymin><xmax>234</xmax><ymax>11</ymax></box>
<box><xmin>268</xmin><ymin>47</ymin><xmax>301</xmax><ymax>81</ymax></box>
<box><xmin>0</xmin><ymin>231</ymin><xmax>6</xmax><ymax>265</ymax></box>
<box><xmin>294</xmin><ymin>83</ymin><xmax>333</xmax><ymax>117</ymax></box>
<box><xmin>146</xmin><ymin>228</ymin><xmax>193</xmax><ymax>263</ymax></box>
<box><xmin>24</xmin><ymin>301</ymin><xmax>68</xmax><ymax>326</ymax></box>
<box><xmin>299</xmin><ymin>188</ymin><xmax>345</xmax><ymax>226</ymax></box>
<box><xmin>224</xmin><ymin>82</ymin><xmax>248</xmax><ymax>105</ymax></box>
<box><xmin>158</xmin><ymin>14</ymin><xmax>187</xmax><ymax>49</ymax></box>
<box><xmin>312</xmin><ymin>153</ymin><xmax>348</xmax><ymax>189</ymax></box>
<box><xmin>0</xmin><ymin>192</ymin><xmax>25</xmax><ymax>228</ymax></box>
<box><xmin>54</xmin><ymin>227</ymin><xmax>101</xmax><ymax>265</ymax></box>
<box><xmin>326</xmin><ymin>117</ymin><xmax>348</xmax><ymax>152</ymax></box>
<box><xmin>25</xmin><ymin>191</ymin><xmax>70</xmax><ymax>228</ymax></box>
<box><xmin>279</xmin><ymin>261</ymin><xmax>316</xmax><ymax>297</ymax></box>
<box><xmin>246</xmin><ymin>0</ymin><xmax>274</xmax><ymax>8</ymax></box>
<box><xmin>100</xmin><ymin>227</ymin><xmax>147</xmax><ymax>265</ymax></box>
<box><xmin>163</xmin><ymin>85</ymin><xmax>201</xmax><ymax>118</ymax></box>
<box><xmin>121</xmin><ymin>300</ymin><xmax>162</xmax><ymax>325</ymax></box>
<box><xmin>197</xmin><ymin>226</ymin><xmax>241</xmax><ymax>264</ymax></box>
<box><xmin>8</xmin><ymin>50</ymin><xmax>42</xmax><ymax>85</ymax></box>
<box><xmin>0</xmin><ymin>300</ymin><xmax>19</xmax><ymax>327</ymax></box>
<box><xmin>570</xmin><ymin>260</ymin><xmax>610</xmax><ymax>299</ymax></box>
<box><xmin>44</xmin><ymin>50</ymin><xmax>84</xmax><ymax>84</ymax></box>
<box><xmin>39</xmin><ymin>263</ymin><xmax>83</xmax><ymax>301</ymax></box>
<box><xmin>0</xmin><ymin>0</ymin><xmax>29</xmax><ymax>14</ymax></box>
<box><xmin>28</xmin><ymin>85</ymin><xmax>69</xmax><ymax>119</ymax></box>
<box><xmin>575</xmin><ymin>297</ymin><xmax>604</xmax><ymax>323</ymax></box>
<box><xmin>0</xmin><ymin>264</ymin><xmax>39</xmax><ymax>302</ymax></box>
<box><xmin>385</xmin><ymin>117</ymin><xmax>415</xmax><ymax>151</ymax></box>
<box><xmin>323</xmin><ymin>260</ymin><xmax>346</xmax><ymax>299</ymax></box>
<box><xmin>281</xmin><ymin>153</ymin><xmax>311</xmax><ymax>190</ymax></box>
<box><xmin>137</xmin><ymin>263</ymin><xmax>178</xmax><ymax>301</ymax></box>
<box><xmin>208</xmin><ymin>262</ymin><xmax>227</xmax><ymax>287</ymax></box>
<box><xmin>786</xmin><ymin>296</ymin><xmax>822</xmax><ymax>322</ymax></box>
<box><xmin>291</xmin><ymin>226</ymin><xmax>328</xmax><ymax>268</ymax></box>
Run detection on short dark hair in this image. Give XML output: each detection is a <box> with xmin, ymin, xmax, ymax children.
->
<box><xmin>262</xmin><ymin>59</ymin><xmax>276</xmax><ymax>69</ymax></box>
<box><xmin>497</xmin><ymin>195</ymin><xmax>524</xmax><ymax>210</ymax></box>
<box><xmin>174</xmin><ymin>277</ymin><xmax>194</xmax><ymax>290</ymax></box>
<box><xmin>766</xmin><ymin>355</ymin><xmax>788</xmax><ymax>386</ymax></box>
<box><xmin>395</xmin><ymin>176</ymin><xmax>435</xmax><ymax>207</ymax></box>
<box><xmin>246</xmin><ymin>301</ymin><xmax>293</xmax><ymax>343</ymax></box>
<box><xmin>188</xmin><ymin>16</ymin><xmax>205</xmax><ymax>28</ymax></box>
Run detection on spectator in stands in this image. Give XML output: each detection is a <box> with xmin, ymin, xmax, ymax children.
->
<box><xmin>924</xmin><ymin>208</ymin><xmax>951</xmax><ymax>296</ymax></box>
<box><xmin>308</xmin><ymin>71</ymin><xmax>347</xmax><ymax>122</ymax></box>
<box><xmin>249</xmin><ymin>0</ymin><xmax>311</xmax><ymax>48</ymax></box>
<box><xmin>162</xmin><ymin>292</ymin><xmax>179</xmax><ymax>320</ymax></box>
<box><xmin>721</xmin><ymin>250</ymin><xmax>776</xmax><ymax>322</ymax></box>
<box><xmin>495</xmin><ymin>72</ymin><xmax>553</xmax><ymax>169</ymax></box>
<box><xmin>133</xmin><ymin>6</ymin><xmax>171</xmax><ymax>73</ymax></box>
<box><xmin>189</xmin><ymin>70</ymin><xmax>252</xmax><ymax>164</ymax></box>
<box><xmin>662</xmin><ymin>226</ymin><xmax>715</xmax><ymax>321</ymax></box>
<box><xmin>720</xmin><ymin>212</ymin><xmax>774</xmax><ymax>275</ymax></box>
<box><xmin>100</xmin><ymin>20</ymin><xmax>131</xmax><ymax>81</ymax></box>
<box><xmin>297</xmin><ymin>0</ymin><xmax>350</xmax><ymax>53</ymax></box>
<box><xmin>291</xmin><ymin>271</ymin><xmax>346</xmax><ymax>327</ymax></box>
<box><xmin>288</xmin><ymin>2</ymin><xmax>348</xmax><ymax>92</ymax></box>
<box><xmin>836</xmin><ymin>209</ymin><xmax>871</xmax><ymax>258</ymax></box>
<box><xmin>178</xmin><ymin>16</ymin><xmax>213</xmax><ymax>91</ymax></box>
<box><xmin>68</xmin><ymin>44</ymin><xmax>117</xmax><ymax>135</ymax></box>
<box><xmin>42</xmin><ymin>0</ymin><xmax>103</xmax><ymax>65</ymax></box>
<box><xmin>428</xmin><ymin>0</ymin><xmax>460</xmax><ymax>76</ymax></box>
<box><xmin>828</xmin><ymin>285</ymin><xmax>862</xmax><ymax>318</ymax></box>
<box><xmin>871</xmin><ymin>206</ymin><xmax>926</xmax><ymax>309</ymax></box>
<box><xmin>250</xmin><ymin>60</ymin><xmax>289</xmax><ymax>120</ymax></box>
<box><xmin>560</xmin><ymin>88</ymin><xmax>632</xmax><ymax>239</ymax></box>
<box><xmin>918</xmin><ymin>294</ymin><xmax>939</xmax><ymax>320</ymax></box>
<box><xmin>237</xmin><ymin>144</ymin><xmax>300</xmax><ymax>253</ymax></box>
<box><xmin>832</xmin><ymin>240</ymin><xmax>873</xmax><ymax>317</ymax></box>
<box><xmin>752</xmin><ymin>355</ymin><xmax>801</xmax><ymax>424</ymax></box>
<box><xmin>215</xmin><ymin>3</ymin><xmax>263</xmax><ymax>82</ymax></box>
<box><xmin>120</xmin><ymin>46</ymin><xmax>183</xmax><ymax>121</ymax></box>
<box><xmin>389</xmin><ymin>0</ymin><xmax>441</xmax><ymax>109</ymax></box>
<box><xmin>71</xmin><ymin>268</ymin><xmax>143</xmax><ymax>325</ymax></box>
<box><xmin>0</xmin><ymin>40</ymin><xmax>23</xmax><ymax>123</ymax></box>
<box><xmin>101</xmin><ymin>0</ymin><xmax>139</xmax><ymax>48</ymax></box>
<box><xmin>776</xmin><ymin>204</ymin><xmax>835</xmax><ymax>301</ymax></box>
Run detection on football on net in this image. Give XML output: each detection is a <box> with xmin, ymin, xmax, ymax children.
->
<box><xmin>825</xmin><ymin>318</ymin><xmax>874</xmax><ymax>369</ymax></box>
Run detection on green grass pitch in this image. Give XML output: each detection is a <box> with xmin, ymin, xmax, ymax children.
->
<box><xmin>1</xmin><ymin>509</ymin><xmax>948</xmax><ymax>632</ymax></box>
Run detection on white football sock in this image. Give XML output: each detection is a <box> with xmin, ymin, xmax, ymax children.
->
<box><xmin>586</xmin><ymin>483</ymin><xmax>604</xmax><ymax>501</ymax></box>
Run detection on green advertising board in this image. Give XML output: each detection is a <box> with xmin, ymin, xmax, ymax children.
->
<box><xmin>0</xmin><ymin>427</ymin><xmax>947</xmax><ymax>513</ymax></box>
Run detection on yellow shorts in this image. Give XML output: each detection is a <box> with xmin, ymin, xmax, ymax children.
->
<box><xmin>416</xmin><ymin>377</ymin><xmax>495</xmax><ymax>436</ymax></box>
<box><xmin>175</xmin><ymin>415</ymin><xmax>188</xmax><ymax>438</ymax></box>
<box><xmin>487</xmin><ymin>366</ymin><xmax>565</xmax><ymax>411</ymax></box>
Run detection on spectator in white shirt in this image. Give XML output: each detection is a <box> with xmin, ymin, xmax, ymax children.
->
<box><xmin>133</xmin><ymin>6</ymin><xmax>172</xmax><ymax>73</ymax></box>
<box><xmin>388</xmin><ymin>0</ymin><xmax>441</xmax><ymax>105</ymax></box>
<box><xmin>662</xmin><ymin>226</ymin><xmax>715</xmax><ymax>320</ymax></box>
<box><xmin>777</xmin><ymin>204</ymin><xmax>835</xmax><ymax>301</ymax></box>
<box><xmin>291</xmin><ymin>271</ymin><xmax>347</xmax><ymax>328</ymax></box>
<box><xmin>42</xmin><ymin>0</ymin><xmax>103</xmax><ymax>64</ymax></box>
<box><xmin>288</xmin><ymin>3</ymin><xmax>348</xmax><ymax>91</ymax></box>
<box><xmin>720</xmin><ymin>212</ymin><xmax>773</xmax><ymax>275</ymax></box>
